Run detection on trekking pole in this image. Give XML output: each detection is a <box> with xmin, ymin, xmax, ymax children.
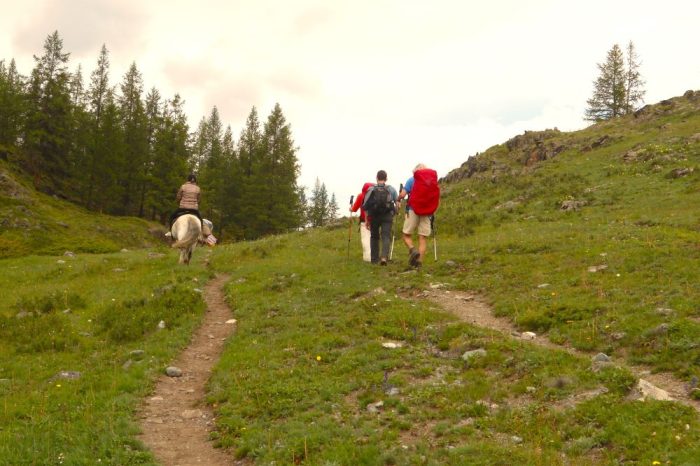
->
<box><xmin>347</xmin><ymin>195</ymin><xmax>354</xmax><ymax>260</ymax></box>
<box><xmin>431</xmin><ymin>215</ymin><xmax>437</xmax><ymax>261</ymax></box>
<box><xmin>389</xmin><ymin>183</ymin><xmax>403</xmax><ymax>261</ymax></box>
<box><xmin>390</xmin><ymin>220</ymin><xmax>396</xmax><ymax>261</ymax></box>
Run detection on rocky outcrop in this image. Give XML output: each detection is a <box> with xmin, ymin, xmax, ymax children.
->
<box><xmin>0</xmin><ymin>169</ymin><xmax>30</xmax><ymax>200</ymax></box>
<box><xmin>504</xmin><ymin>129</ymin><xmax>569</xmax><ymax>166</ymax></box>
<box><xmin>440</xmin><ymin>153</ymin><xmax>496</xmax><ymax>184</ymax></box>
<box><xmin>441</xmin><ymin>129</ymin><xmax>567</xmax><ymax>184</ymax></box>
<box><xmin>505</xmin><ymin>129</ymin><xmax>566</xmax><ymax>166</ymax></box>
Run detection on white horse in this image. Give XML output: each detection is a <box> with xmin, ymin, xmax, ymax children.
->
<box><xmin>171</xmin><ymin>214</ymin><xmax>202</xmax><ymax>265</ymax></box>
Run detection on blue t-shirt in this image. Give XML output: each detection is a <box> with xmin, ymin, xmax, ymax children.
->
<box><xmin>403</xmin><ymin>177</ymin><xmax>414</xmax><ymax>211</ymax></box>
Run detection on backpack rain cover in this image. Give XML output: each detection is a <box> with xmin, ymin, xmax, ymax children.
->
<box><xmin>408</xmin><ymin>169</ymin><xmax>440</xmax><ymax>216</ymax></box>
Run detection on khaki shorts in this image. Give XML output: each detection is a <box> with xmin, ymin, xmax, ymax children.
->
<box><xmin>402</xmin><ymin>210</ymin><xmax>431</xmax><ymax>236</ymax></box>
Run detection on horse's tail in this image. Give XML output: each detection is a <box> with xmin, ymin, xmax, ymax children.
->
<box><xmin>172</xmin><ymin>216</ymin><xmax>201</xmax><ymax>248</ymax></box>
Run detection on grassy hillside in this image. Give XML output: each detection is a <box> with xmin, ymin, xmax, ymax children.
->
<box><xmin>434</xmin><ymin>90</ymin><xmax>700</xmax><ymax>378</ymax></box>
<box><xmin>1</xmin><ymin>91</ymin><xmax>699</xmax><ymax>465</ymax></box>
<box><xmin>0</xmin><ymin>161</ymin><xmax>164</xmax><ymax>258</ymax></box>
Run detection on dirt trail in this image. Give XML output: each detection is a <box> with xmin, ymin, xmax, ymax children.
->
<box><xmin>139</xmin><ymin>274</ymin><xmax>242</xmax><ymax>465</ymax></box>
<box><xmin>427</xmin><ymin>289</ymin><xmax>700</xmax><ymax>413</ymax></box>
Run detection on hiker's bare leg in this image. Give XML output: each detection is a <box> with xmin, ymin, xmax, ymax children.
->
<box><xmin>418</xmin><ymin>235</ymin><xmax>427</xmax><ymax>261</ymax></box>
<box><xmin>403</xmin><ymin>233</ymin><xmax>414</xmax><ymax>251</ymax></box>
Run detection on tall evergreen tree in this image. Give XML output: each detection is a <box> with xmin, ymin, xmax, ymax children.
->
<box><xmin>585</xmin><ymin>44</ymin><xmax>626</xmax><ymax>121</ymax></box>
<box><xmin>82</xmin><ymin>44</ymin><xmax>111</xmax><ymax>207</ymax></box>
<box><xmin>198</xmin><ymin>106</ymin><xmax>225</xmax><ymax>223</ymax></box>
<box><xmin>586</xmin><ymin>43</ymin><xmax>645</xmax><ymax>121</ymax></box>
<box><xmin>23</xmin><ymin>31</ymin><xmax>73</xmax><ymax>193</ymax></box>
<box><xmin>117</xmin><ymin>62</ymin><xmax>148</xmax><ymax>215</ymax></box>
<box><xmin>88</xmin><ymin>46</ymin><xmax>110</xmax><ymax>117</ymax></box>
<box><xmin>238</xmin><ymin>107</ymin><xmax>261</xmax><ymax>178</ymax></box>
<box><xmin>0</xmin><ymin>59</ymin><xmax>25</xmax><ymax>150</ymax></box>
<box><xmin>93</xmin><ymin>89</ymin><xmax>125</xmax><ymax>212</ymax></box>
<box><xmin>149</xmin><ymin>94</ymin><xmax>190</xmax><ymax>222</ymax></box>
<box><xmin>237</xmin><ymin>107</ymin><xmax>263</xmax><ymax>238</ymax></box>
<box><xmin>190</xmin><ymin>117</ymin><xmax>209</xmax><ymax>174</ymax></box>
<box><xmin>328</xmin><ymin>193</ymin><xmax>339</xmax><ymax>220</ymax></box>
<box><xmin>139</xmin><ymin>87</ymin><xmax>162</xmax><ymax>216</ymax></box>
<box><xmin>259</xmin><ymin>103</ymin><xmax>302</xmax><ymax>234</ymax></box>
<box><xmin>67</xmin><ymin>64</ymin><xmax>90</xmax><ymax>197</ymax></box>
<box><xmin>309</xmin><ymin>178</ymin><xmax>330</xmax><ymax>227</ymax></box>
<box><xmin>218</xmin><ymin>124</ymin><xmax>240</xmax><ymax>237</ymax></box>
<box><xmin>69</xmin><ymin>64</ymin><xmax>85</xmax><ymax>107</ymax></box>
<box><xmin>624</xmin><ymin>41</ymin><xmax>645</xmax><ymax>114</ymax></box>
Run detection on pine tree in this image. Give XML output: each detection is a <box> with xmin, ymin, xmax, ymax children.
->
<box><xmin>309</xmin><ymin>178</ymin><xmax>330</xmax><ymax>227</ymax></box>
<box><xmin>67</xmin><ymin>64</ymin><xmax>90</xmax><ymax>198</ymax></box>
<box><xmin>219</xmin><ymin>125</ymin><xmax>241</xmax><ymax>238</ymax></box>
<box><xmin>199</xmin><ymin>106</ymin><xmax>225</xmax><ymax>222</ymax></box>
<box><xmin>88</xmin><ymin>46</ymin><xmax>110</xmax><ymax>117</ymax></box>
<box><xmin>117</xmin><ymin>62</ymin><xmax>149</xmax><ymax>215</ymax></box>
<box><xmin>328</xmin><ymin>193</ymin><xmax>339</xmax><ymax>220</ymax></box>
<box><xmin>23</xmin><ymin>31</ymin><xmax>73</xmax><ymax>193</ymax></box>
<box><xmin>259</xmin><ymin>103</ymin><xmax>302</xmax><ymax>234</ymax></box>
<box><xmin>82</xmin><ymin>44</ymin><xmax>111</xmax><ymax>207</ymax></box>
<box><xmin>150</xmin><ymin>94</ymin><xmax>190</xmax><ymax>222</ymax></box>
<box><xmin>238</xmin><ymin>107</ymin><xmax>261</xmax><ymax>178</ymax></box>
<box><xmin>93</xmin><ymin>89</ymin><xmax>125</xmax><ymax>212</ymax></box>
<box><xmin>0</xmin><ymin>59</ymin><xmax>25</xmax><ymax>149</ymax></box>
<box><xmin>586</xmin><ymin>43</ymin><xmax>645</xmax><ymax>121</ymax></box>
<box><xmin>237</xmin><ymin>107</ymin><xmax>263</xmax><ymax>238</ymax></box>
<box><xmin>69</xmin><ymin>64</ymin><xmax>85</xmax><ymax>107</ymax></box>
<box><xmin>624</xmin><ymin>41</ymin><xmax>645</xmax><ymax>114</ymax></box>
<box><xmin>140</xmin><ymin>87</ymin><xmax>162</xmax><ymax>216</ymax></box>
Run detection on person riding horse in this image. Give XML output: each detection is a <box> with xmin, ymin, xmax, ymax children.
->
<box><xmin>168</xmin><ymin>174</ymin><xmax>212</xmax><ymax>237</ymax></box>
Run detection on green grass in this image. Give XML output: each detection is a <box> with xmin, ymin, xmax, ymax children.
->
<box><xmin>204</xmin><ymin>228</ymin><xmax>700</xmax><ymax>465</ymax></box>
<box><xmin>0</xmin><ymin>247</ymin><xmax>211</xmax><ymax>465</ymax></box>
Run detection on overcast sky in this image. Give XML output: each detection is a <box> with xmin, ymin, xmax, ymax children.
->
<box><xmin>1</xmin><ymin>0</ymin><xmax>698</xmax><ymax>205</ymax></box>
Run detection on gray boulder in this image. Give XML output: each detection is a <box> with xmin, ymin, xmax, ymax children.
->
<box><xmin>560</xmin><ymin>200</ymin><xmax>587</xmax><ymax>211</ymax></box>
<box><xmin>165</xmin><ymin>366</ymin><xmax>182</xmax><ymax>377</ymax></box>
<box><xmin>462</xmin><ymin>348</ymin><xmax>487</xmax><ymax>361</ymax></box>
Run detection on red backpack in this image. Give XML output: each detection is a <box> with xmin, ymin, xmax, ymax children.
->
<box><xmin>408</xmin><ymin>169</ymin><xmax>440</xmax><ymax>215</ymax></box>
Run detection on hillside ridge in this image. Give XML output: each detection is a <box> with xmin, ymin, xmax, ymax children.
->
<box><xmin>442</xmin><ymin>89</ymin><xmax>700</xmax><ymax>185</ymax></box>
<box><xmin>0</xmin><ymin>161</ymin><xmax>164</xmax><ymax>258</ymax></box>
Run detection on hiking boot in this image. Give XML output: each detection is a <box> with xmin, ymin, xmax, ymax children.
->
<box><xmin>380</xmin><ymin>258</ymin><xmax>387</xmax><ymax>266</ymax></box>
<box><xmin>408</xmin><ymin>249</ymin><xmax>420</xmax><ymax>267</ymax></box>
<box><xmin>415</xmin><ymin>260</ymin><xmax>423</xmax><ymax>269</ymax></box>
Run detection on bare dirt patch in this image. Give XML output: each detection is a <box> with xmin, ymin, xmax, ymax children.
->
<box><xmin>424</xmin><ymin>289</ymin><xmax>700</xmax><ymax>413</ymax></box>
<box><xmin>138</xmin><ymin>274</ymin><xmax>246</xmax><ymax>465</ymax></box>
<box><xmin>398</xmin><ymin>419</ymin><xmax>438</xmax><ymax>448</ymax></box>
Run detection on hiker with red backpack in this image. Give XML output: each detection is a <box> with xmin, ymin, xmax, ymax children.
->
<box><xmin>398</xmin><ymin>164</ymin><xmax>440</xmax><ymax>268</ymax></box>
<box><xmin>350</xmin><ymin>182</ymin><xmax>374</xmax><ymax>262</ymax></box>
<box><xmin>363</xmin><ymin>170</ymin><xmax>398</xmax><ymax>265</ymax></box>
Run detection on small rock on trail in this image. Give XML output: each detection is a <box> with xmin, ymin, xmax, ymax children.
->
<box><xmin>165</xmin><ymin>366</ymin><xmax>182</xmax><ymax>377</ymax></box>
